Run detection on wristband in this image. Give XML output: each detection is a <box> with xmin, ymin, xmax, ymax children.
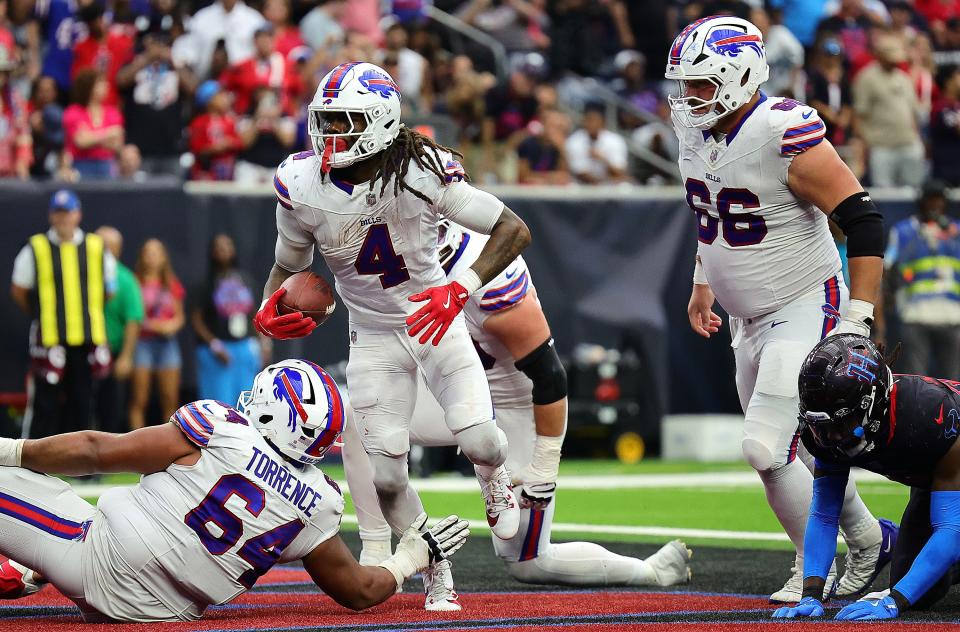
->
<box><xmin>376</xmin><ymin>558</ymin><xmax>406</xmax><ymax>589</ymax></box>
<box><xmin>693</xmin><ymin>258</ymin><xmax>708</xmax><ymax>285</ymax></box>
<box><xmin>0</xmin><ymin>438</ymin><xmax>25</xmax><ymax>467</ymax></box>
<box><xmin>846</xmin><ymin>299</ymin><xmax>875</xmax><ymax>326</ymax></box>
<box><xmin>455</xmin><ymin>268</ymin><xmax>483</xmax><ymax>295</ymax></box>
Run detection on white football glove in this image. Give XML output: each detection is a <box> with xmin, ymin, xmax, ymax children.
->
<box><xmin>377</xmin><ymin>513</ymin><xmax>469</xmax><ymax>588</ymax></box>
<box><xmin>830</xmin><ymin>299</ymin><xmax>874</xmax><ymax>337</ymax></box>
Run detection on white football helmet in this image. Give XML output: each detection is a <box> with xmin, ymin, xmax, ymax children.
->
<box><xmin>238</xmin><ymin>359</ymin><xmax>345</xmax><ymax>466</ymax></box>
<box><xmin>664</xmin><ymin>15</ymin><xmax>769</xmax><ymax>129</ymax></box>
<box><xmin>308</xmin><ymin>61</ymin><xmax>403</xmax><ymax>169</ymax></box>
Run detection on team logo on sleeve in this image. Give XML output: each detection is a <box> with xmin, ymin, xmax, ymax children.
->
<box><xmin>358</xmin><ymin>70</ymin><xmax>401</xmax><ymax>100</ymax></box>
<box><xmin>705</xmin><ymin>28</ymin><xmax>763</xmax><ymax>58</ymax></box>
<box><xmin>273</xmin><ymin>368</ymin><xmax>314</xmax><ymax>430</ymax></box>
<box><xmin>444</xmin><ymin>160</ymin><xmax>466</xmax><ymax>183</ymax></box>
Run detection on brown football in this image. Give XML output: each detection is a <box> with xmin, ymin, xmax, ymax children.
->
<box><xmin>278</xmin><ymin>271</ymin><xmax>336</xmax><ymax>325</ymax></box>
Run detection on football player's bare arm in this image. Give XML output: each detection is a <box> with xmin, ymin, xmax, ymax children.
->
<box><xmin>9</xmin><ymin>284</ymin><xmax>29</xmax><ymax>315</ymax></box>
<box><xmin>302</xmin><ymin>535</ymin><xmax>399</xmax><ymax>611</ymax></box>
<box><xmin>19</xmin><ymin>423</ymin><xmax>199</xmax><ymax>476</ymax></box>
<box><xmin>482</xmin><ymin>288</ymin><xmax>564</xmax><ymax>437</ymax></box>
<box><xmin>687</xmin><ymin>268</ymin><xmax>722</xmax><ymax>339</ymax></box>
<box><xmin>469</xmin><ymin>207</ymin><xmax>531</xmax><ymax>285</ymax></box>
<box><xmin>787</xmin><ymin>140</ymin><xmax>883</xmax><ymax>306</ymax></box>
<box><xmin>262</xmin><ymin>263</ymin><xmax>297</xmax><ymax>301</ymax></box>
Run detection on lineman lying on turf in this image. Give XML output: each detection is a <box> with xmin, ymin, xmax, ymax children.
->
<box><xmin>0</xmin><ymin>360</ymin><xmax>468</xmax><ymax>623</ymax></box>
<box><xmin>342</xmin><ymin>219</ymin><xmax>692</xmax><ymax>612</ymax></box>
<box><xmin>773</xmin><ymin>334</ymin><xmax>960</xmax><ymax>621</ymax></box>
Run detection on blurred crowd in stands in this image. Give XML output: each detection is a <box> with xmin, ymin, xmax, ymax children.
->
<box><xmin>1</xmin><ymin>0</ymin><xmax>960</xmax><ymax>186</ymax></box>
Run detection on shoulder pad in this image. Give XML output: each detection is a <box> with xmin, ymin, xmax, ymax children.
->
<box><xmin>764</xmin><ymin>98</ymin><xmax>826</xmax><ymax>157</ymax></box>
<box><xmin>275</xmin><ymin>151</ymin><xmax>319</xmax><ymax>210</ymax></box>
<box><xmin>170</xmin><ymin>400</ymin><xmax>248</xmax><ymax>447</ymax></box>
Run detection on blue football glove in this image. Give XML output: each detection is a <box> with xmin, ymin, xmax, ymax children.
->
<box><xmin>772</xmin><ymin>596</ymin><xmax>825</xmax><ymax>618</ymax></box>
<box><xmin>835</xmin><ymin>595</ymin><xmax>900</xmax><ymax>620</ymax></box>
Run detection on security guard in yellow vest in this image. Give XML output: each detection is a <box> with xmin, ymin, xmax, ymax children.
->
<box><xmin>10</xmin><ymin>190</ymin><xmax>117</xmax><ymax>438</ymax></box>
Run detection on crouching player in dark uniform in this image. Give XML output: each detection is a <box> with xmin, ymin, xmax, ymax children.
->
<box><xmin>773</xmin><ymin>333</ymin><xmax>960</xmax><ymax>621</ymax></box>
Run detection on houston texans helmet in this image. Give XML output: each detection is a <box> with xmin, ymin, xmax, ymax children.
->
<box><xmin>664</xmin><ymin>15</ymin><xmax>769</xmax><ymax>129</ymax></box>
<box><xmin>238</xmin><ymin>359</ymin><xmax>346</xmax><ymax>465</ymax></box>
<box><xmin>307</xmin><ymin>61</ymin><xmax>402</xmax><ymax>170</ymax></box>
<box><xmin>798</xmin><ymin>334</ymin><xmax>892</xmax><ymax>458</ymax></box>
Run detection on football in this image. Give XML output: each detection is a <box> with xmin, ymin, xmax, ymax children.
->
<box><xmin>278</xmin><ymin>271</ymin><xmax>336</xmax><ymax>325</ymax></box>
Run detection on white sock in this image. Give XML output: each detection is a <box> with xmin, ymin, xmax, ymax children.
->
<box><xmin>507</xmin><ymin>542</ymin><xmax>656</xmax><ymax>586</ymax></box>
<box><xmin>360</xmin><ymin>537</ymin><xmax>393</xmax><ymax>566</ymax></box>
<box><xmin>839</xmin><ymin>478</ymin><xmax>881</xmax><ymax>550</ymax></box>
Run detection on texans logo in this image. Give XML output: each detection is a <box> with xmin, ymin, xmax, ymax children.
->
<box><xmin>273</xmin><ymin>368</ymin><xmax>311</xmax><ymax>430</ymax></box>
<box><xmin>359</xmin><ymin>70</ymin><xmax>401</xmax><ymax>101</ymax></box>
<box><xmin>945</xmin><ymin>408</ymin><xmax>960</xmax><ymax>439</ymax></box>
<box><xmin>705</xmin><ymin>28</ymin><xmax>763</xmax><ymax>59</ymax></box>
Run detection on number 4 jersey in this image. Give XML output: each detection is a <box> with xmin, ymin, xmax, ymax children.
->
<box><xmin>674</xmin><ymin>93</ymin><xmax>842</xmax><ymax>319</ymax></box>
<box><xmin>273</xmin><ymin>149</ymin><xmax>504</xmax><ymax>327</ymax></box>
<box><xmin>84</xmin><ymin>400</ymin><xmax>344</xmax><ymax>621</ymax></box>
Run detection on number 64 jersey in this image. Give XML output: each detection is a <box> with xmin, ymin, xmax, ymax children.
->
<box><xmin>273</xmin><ymin>150</ymin><xmax>504</xmax><ymax>327</ymax></box>
<box><xmin>675</xmin><ymin>93</ymin><xmax>842</xmax><ymax>319</ymax></box>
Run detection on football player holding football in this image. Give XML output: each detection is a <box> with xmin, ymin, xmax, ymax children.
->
<box><xmin>0</xmin><ymin>360</ymin><xmax>469</xmax><ymax>622</ymax></box>
<box><xmin>342</xmin><ymin>219</ymin><xmax>692</xmax><ymax>610</ymax></box>
<box><xmin>775</xmin><ymin>334</ymin><xmax>960</xmax><ymax>620</ymax></box>
<box><xmin>254</xmin><ymin>62</ymin><xmax>528</xmax><ymax>600</ymax></box>
<box><xmin>666</xmin><ymin>15</ymin><xmax>894</xmax><ymax>601</ymax></box>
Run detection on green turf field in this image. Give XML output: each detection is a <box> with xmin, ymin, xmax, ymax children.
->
<box><xmin>82</xmin><ymin>459</ymin><xmax>910</xmax><ymax>551</ymax></box>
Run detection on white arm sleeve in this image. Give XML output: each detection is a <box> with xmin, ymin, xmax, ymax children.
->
<box><xmin>434</xmin><ymin>181</ymin><xmax>504</xmax><ymax>235</ymax></box>
<box><xmin>275</xmin><ymin>203</ymin><xmax>315</xmax><ymax>273</ymax></box>
<box><xmin>11</xmin><ymin>245</ymin><xmax>35</xmax><ymax>290</ymax></box>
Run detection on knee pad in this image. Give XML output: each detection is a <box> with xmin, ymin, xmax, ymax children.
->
<box><xmin>515</xmin><ymin>338</ymin><xmax>567</xmax><ymax>405</ymax></box>
<box><xmin>370</xmin><ymin>454</ymin><xmax>410</xmax><ymax>496</ymax></box>
<box><xmin>455</xmin><ymin>422</ymin><xmax>508</xmax><ymax>466</ymax></box>
<box><xmin>741</xmin><ymin>437</ymin><xmax>774</xmax><ymax>472</ymax></box>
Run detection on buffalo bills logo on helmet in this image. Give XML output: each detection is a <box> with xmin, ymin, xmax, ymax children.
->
<box><xmin>358</xmin><ymin>69</ymin><xmax>401</xmax><ymax>101</ymax></box>
<box><xmin>705</xmin><ymin>28</ymin><xmax>763</xmax><ymax>59</ymax></box>
<box><xmin>272</xmin><ymin>368</ymin><xmax>311</xmax><ymax>430</ymax></box>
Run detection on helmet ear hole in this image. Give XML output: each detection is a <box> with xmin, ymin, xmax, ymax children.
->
<box><xmin>741</xmin><ymin>69</ymin><xmax>751</xmax><ymax>87</ymax></box>
<box><xmin>302</xmin><ymin>426</ymin><xmax>316</xmax><ymax>438</ymax></box>
<box><xmin>259</xmin><ymin>415</ymin><xmax>272</xmax><ymax>424</ymax></box>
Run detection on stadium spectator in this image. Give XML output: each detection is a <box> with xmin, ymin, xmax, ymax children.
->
<box><xmin>931</xmin><ymin>65</ymin><xmax>960</xmax><ymax>185</ymax></box>
<box><xmin>130</xmin><ymin>238</ymin><xmax>184</xmax><ymax>430</ymax></box>
<box><xmin>516</xmin><ymin>107</ymin><xmax>571</xmax><ymax>185</ymax></box>
<box><xmin>10</xmin><ymin>190</ymin><xmax>115</xmax><ymax>439</ymax></box>
<box><xmin>768</xmin><ymin>0</ymin><xmax>830</xmax><ymax>46</ymax></box>
<box><xmin>342</xmin><ymin>0</ymin><xmax>384</xmax><ymax>47</ymax></box>
<box><xmin>483</xmin><ymin>68</ymin><xmax>537</xmax><ymax>139</ymax></box>
<box><xmin>116</xmin><ymin>31</ymin><xmax>194</xmax><ymax>177</ymax></box>
<box><xmin>234</xmin><ymin>88</ymin><xmax>297</xmax><ymax>183</ymax></box>
<box><xmin>0</xmin><ymin>43</ymin><xmax>31</xmax><ymax>179</ymax></box>
<box><xmin>443</xmin><ymin>54</ymin><xmax>493</xmax><ymax>144</ymax></box>
<box><xmin>27</xmin><ymin>75</ymin><xmax>65</xmax><ymax>179</ymax></box>
<box><xmin>262</xmin><ymin>0</ymin><xmax>304</xmax><ymax>57</ymax></box>
<box><xmin>177</xmin><ymin>0</ymin><xmax>266</xmax><ymax>80</ymax></box>
<box><xmin>630</xmin><ymin>100</ymin><xmax>678</xmax><ymax>185</ymax></box>
<box><xmin>547</xmin><ymin>0</ymin><xmax>629</xmax><ymax>77</ymax></box>
<box><xmin>71</xmin><ymin>3</ymin><xmax>135</xmax><ymax>107</ymax></box>
<box><xmin>853</xmin><ymin>34</ymin><xmax>925</xmax><ymax>187</ymax></box>
<box><xmin>299</xmin><ymin>0</ymin><xmax>346</xmax><ymax>53</ymax></box>
<box><xmin>611</xmin><ymin>50</ymin><xmax>659</xmax><ymax>131</ymax></box>
<box><xmin>30</xmin><ymin>0</ymin><xmax>82</xmax><ymax>93</ymax></box>
<box><xmin>457</xmin><ymin>0</ymin><xmax>550</xmax><ymax>55</ymax></box>
<box><xmin>219</xmin><ymin>25</ymin><xmax>301</xmax><ymax>117</ymax></box>
<box><xmin>190</xmin><ymin>233</ymin><xmax>265</xmax><ymax>404</ymax></box>
<box><xmin>62</xmin><ymin>69</ymin><xmax>124</xmax><ymax>180</ymax></box>
<box><xmin>877</xmin><ymin>180</ymin><xmax>960</xmax><ymax>378</ymax></box>
<box><xmin>888</xmin><ymin>1</ymin><xmax>921</xmax><ymax>42</ymax></box>
<box><xmin>915</xmin><ymin>0</ymin><xmax>960</xmax><ymax>48</ymax></box>
<box><xmin>807</xmin><ymin>39</ymin><xmax>853</xmax><ymax>147</ymax></box>
<box><xmin>565</xmin><ymin>103</ymin><xmax>630</xmax><ymax>184</ymax></box>
<box><xmin>816</xmin><ymin>0</ymin><xmax>878</xmax><ymax>77</ymax></box>
<box><xmin>188</xmin><ymin>80</ymin><xmax>243</xmax><ymax>180</ymax></box>
<box><xmin>383</xmin><ymin>22</ymin><xmax>430</xmax><ymax>113</ymax></box>
<box><xmin>118</xmin><ymin>143</ymin><xmax>147</xmax><ymax>180</ymax></box>
<box><xmin>93</xmin><ymin>225</ymin><xmax>143</xmax><ymax>435</ymax></box>
<box><xmin>753</xmin><ymin>6</ymin><xmax>803</xmax><ymax>98</ymax></box>
<box><xmin>907</xmin><ymin>33</ymin><xmax>935</xmax><ymax>127</ymax></box>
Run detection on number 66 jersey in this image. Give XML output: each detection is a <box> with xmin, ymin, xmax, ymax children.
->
<box><xmin>674</xmin><ymin>93</ymin><xmax>842</xmax><ymax>319</ymax></box>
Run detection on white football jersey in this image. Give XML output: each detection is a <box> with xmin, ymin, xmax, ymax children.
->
<box><xmin>273</xmin><ymin>149</ymin><xmax>501</xmax><ymax>327</ymax></box>
<box><xmin>85</xmin><ymin>400</ymin><xmax>343</xmax><ymax>621</ymax></box>
<box><xmin>674</xmin><ymin>94</ymin><xmax>842</xmax><ymax>319</ymax></box>
<box><xmin>445</xmin><ymin>229</ymin><xmax>533</xmax><ymax>408</ymax></box>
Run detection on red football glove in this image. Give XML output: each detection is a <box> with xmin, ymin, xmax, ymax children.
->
<box><xmin>254</xmin><ymin>288</ymin><xmax>317</xmax><ymax>340</ymax></box>
<box><xmin>406</xmin><ymin>281</ymin><xmax>470</xmax><ymax>346</ymax></box>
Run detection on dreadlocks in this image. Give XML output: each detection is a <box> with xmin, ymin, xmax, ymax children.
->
<box><xmin>370</xmin><ymin>126</ymin><xmax>466</xmax><ymax>204</ymax></box>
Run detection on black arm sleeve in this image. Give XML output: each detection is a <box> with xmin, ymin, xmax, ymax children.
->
<box><xmin>829</xmin><ymin>192</ymin><xmax>885</xmax><ymax>258</ymax></box>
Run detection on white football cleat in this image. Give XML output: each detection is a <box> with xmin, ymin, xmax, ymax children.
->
<box><xmin>423</xmin><ymin>559</ymin><xmax>461</xmax><ymax>611</ymax></box>
<box><xmin>476</xmin><ymin>465</ymin><xmax>520</xmax><ymax>540</ymax></box>
<box><xmin>769</xmin><ymin>555</ymin><xmax>838</xmax><ymax>603</ymax></box>
<box><xmin>646</xmin><ymin>540</ymin><xmax>693</xmax><ymax>587</ymax></box>
<box><xmin>836</xmin><ymin>519</ymin><xmax>898</xmax><ymax>598</ymax></box>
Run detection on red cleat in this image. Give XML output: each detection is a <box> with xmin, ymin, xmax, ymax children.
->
<box><xmin>0</xmin><ymin>560</ymin><xmax>46</xmax><ymax>599</ymax></box>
